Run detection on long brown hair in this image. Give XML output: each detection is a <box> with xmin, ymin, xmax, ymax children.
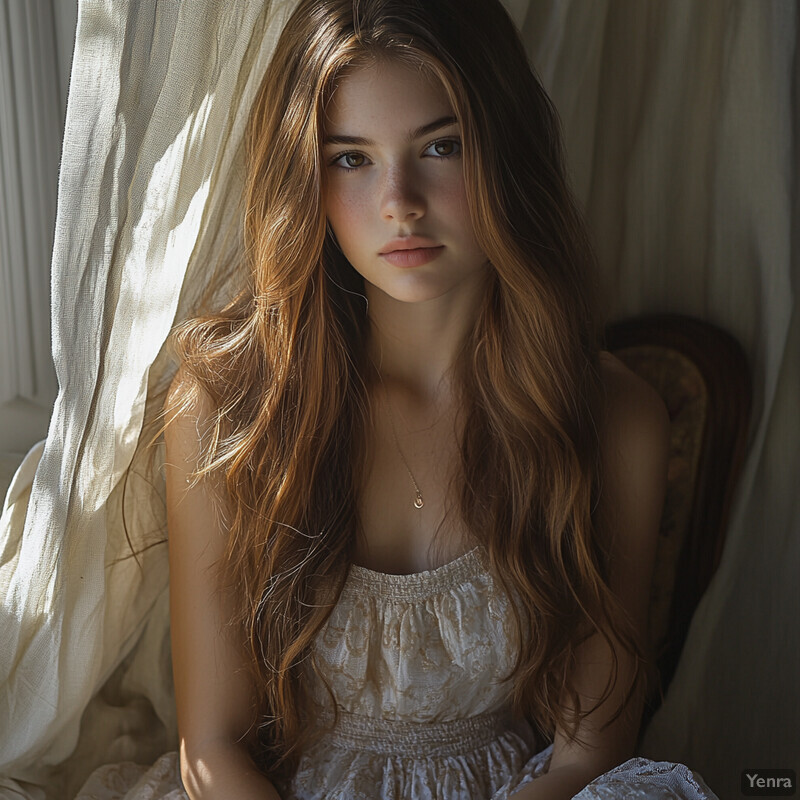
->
<box><xmin>165</xmin><ymin>0</ymin><xmax>656</xmax><ymax>786</ymax></box>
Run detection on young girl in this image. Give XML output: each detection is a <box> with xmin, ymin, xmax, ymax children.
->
<box><xmin>76</xmin><ymin>0</ymin><xmax>719</xmax><ymax>797</ymax></box>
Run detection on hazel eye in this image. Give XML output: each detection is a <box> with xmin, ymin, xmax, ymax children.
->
<box><xmin>425</xmin><ymin>138</ymin><xmax>461</xmax><ymax>158</ymax></box>
<box><xmin>331</xmin><ymin>152</ymin><xmax>369</xmax><ymax>171</ymax></box>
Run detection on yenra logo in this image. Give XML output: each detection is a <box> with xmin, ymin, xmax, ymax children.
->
<box><xmin>741</xmin><ymin>769</ymin><xmax>796</xmax><ymax>796</ymax></box>
<box><xmin>746</xmin><ymin>774</ymin><xmax>793</xmax><ymax>789</ymax></box>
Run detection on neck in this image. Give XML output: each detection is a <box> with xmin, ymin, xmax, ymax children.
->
<box><xmin>365</xmin><ymin>270</ymin><xmax>489</xmax><ymax>401</ymax></box>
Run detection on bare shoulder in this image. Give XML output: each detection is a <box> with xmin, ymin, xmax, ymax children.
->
<box><xmin>595</xmin><ymin>350</ymin><xmax>670</xmax><ymax>615</ymax></box>
<box><xmin>597</xmin><ymin>349</ymin><xmax>671</xmax><ymax>459</ymax></box>
<box><xmin>164</xmin><ymin>363</ymin><xmax>210</xmax><ymax>419</ymax></box>
<box><xmin>163</xmin><ymin>365</ymin><xmax>216</xmax><ymax>463</ymax></box>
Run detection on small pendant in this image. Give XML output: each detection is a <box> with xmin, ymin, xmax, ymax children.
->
<box><xmin>414</xmin><ymin>493</ymin><xmax>424</xmax><ymax>509</ymax></box>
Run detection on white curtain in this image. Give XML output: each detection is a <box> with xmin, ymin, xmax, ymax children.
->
<box><xmin>0</xmin><ymin>2</ymin><xmax>288</xmax><ymax>797</ymax></box>
<box><xmin>0</xmin><ymin>0</ymin><xmax>76</xmax><ymax>466</ymax></box>
<box><xmin>0</xmin><ymin>1</ymin><xmax>796</xmax><ymax>799</ymax></box>
<box><xmin>0</xmin><ymin>1</ymin><xmax>62</xmax><ymax>407</ymax></box>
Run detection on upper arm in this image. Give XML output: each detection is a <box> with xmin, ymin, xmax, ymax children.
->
<box><xmin>594</xmin><ymin>352</ymin><xmax>670</xmax><ymax>636</ymax></box>
<box><xmin>548</xmin><ymin>351</ymin><xmax>671</xmax><ymax>776</ymax></box>
<box><xmin>163</xmin><ymin>368</ymin><xmax>258</xmax><ymax>768</ymax></box>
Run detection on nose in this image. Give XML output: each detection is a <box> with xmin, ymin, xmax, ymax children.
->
<box><xmin>380</xmin><ymin>165</ymin><xmax>426</xmax><ymax>222</ymax></box>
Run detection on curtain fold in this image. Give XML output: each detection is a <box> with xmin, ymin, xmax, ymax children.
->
<box><xmin>0</xmin><ymin>1</ymin><xmax>796</xmax><ymax>799</ymax></box>
<box><xmin>0</xmin><ymin>0</ymin><xmax>61</xmax><ymax>407</ymax></box>
<box><xmin>0</xmin><ymin>2</ymin><xmax>291</xmax><ymax>797</ymax></box>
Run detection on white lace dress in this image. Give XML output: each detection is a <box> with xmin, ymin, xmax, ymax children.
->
<box><xmin>75</xmin><ymin>545</ymin><xmax>719</xmax><ymax>799</ymax></box>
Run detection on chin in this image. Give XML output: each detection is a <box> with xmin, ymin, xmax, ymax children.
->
<box><xmin>377</xmin><ymin>281</ymin><xmax>458</xmax><ymax>305</ymax></box>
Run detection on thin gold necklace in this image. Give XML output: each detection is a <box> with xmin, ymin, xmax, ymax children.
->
<box><xmin>371</xmin><ymin>358</ymin><xmax>427</xmax><ymax>510</ymax></box>
<box><xmin>380</xmin><ymin>383</ymin><xmax>425</xmax><ymax>509</ymax></box>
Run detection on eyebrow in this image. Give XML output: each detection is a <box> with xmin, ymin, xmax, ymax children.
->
<box><xmin>322</xmin><ymin>114</ymin><xmax>459</xmax><ymax>146</ymax></box>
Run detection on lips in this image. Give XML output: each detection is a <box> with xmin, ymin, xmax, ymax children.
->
<box><xmin>379</xmin><ymin>245</ymin><xmax>444</xmax><ymax>268</ymax></box>
<box><xmin>379</xmin><ymin>235</ymin><xmax>441</xmax><ymax>254</ymax></box>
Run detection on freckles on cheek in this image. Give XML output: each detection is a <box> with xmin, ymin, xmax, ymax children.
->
<box><xmin>334</xmin><ymin>191</ymin><xmax>368</xmax><ymax>228</ymax></box>
<box><xmin>326</xmin><ymin>191</ymin><xmax>364</xmax><ymax>248</ymax></box>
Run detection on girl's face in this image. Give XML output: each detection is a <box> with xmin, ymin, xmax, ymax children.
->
<box><xmin>322</xmin><ymin>59</ymin><xmax>489</xmax><ymax>305</ymax></box>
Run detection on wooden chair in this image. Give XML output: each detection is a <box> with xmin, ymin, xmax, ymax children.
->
<box><xmin>604</xmin><ymin>313</ymin><xmax>752</xmax><ymax>744</ymax></box>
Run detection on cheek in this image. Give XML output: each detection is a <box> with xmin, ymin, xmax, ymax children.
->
<box><xmin>435</xmin><ymin>171</ymin><xmax>469</xmax><ymax>211</ymax></box>
<box><xmin>326</xmin><ymin>187</ymin><xmax>367</xmax><ymax>242</ymax></box>
<box><xmin>438</xmin><ymin>179</ymin><xmax>478</xmax><ymax>242</ymax></box>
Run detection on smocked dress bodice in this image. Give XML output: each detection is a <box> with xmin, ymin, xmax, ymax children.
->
<box><xmin>75</xmin><ymin>544</ymin><xmax>720</xmax><ymax>800</ymax></box>
<box><xmin>283</xmin><ymin>545</ymin><xmax>719</xmax><ymax>800</ymax></box>
<box><xmin>306</xmin><ymin>544</ymin><xmax>519</xmax><ymax>723</ymax></box>
<box><xmin>285</xmin><ymin>544</ymin><xmax>547</xmax><ymax>800</ymax></box>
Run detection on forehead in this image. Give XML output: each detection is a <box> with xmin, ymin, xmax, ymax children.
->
<box><xmin>323</xmin><ymin>59</ymin><xmax>453</xmax><ymax>134</ymax></box>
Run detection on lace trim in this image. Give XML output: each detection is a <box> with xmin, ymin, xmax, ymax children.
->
<box><xmin>344</xmin><ymin>545</ymin><xmax>486</xmax><ymax>599</ymax></box>
<box><xmin>315</xmin><ymin>706</ymin><xmax>513</xmax><ymax>757</ymax></box>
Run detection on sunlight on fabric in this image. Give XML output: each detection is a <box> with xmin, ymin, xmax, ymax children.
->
<box><xmin>110</xmin><ymin>105</ymin><xmax>214</xmax><ymax>491</ymax></box>
<box><xmin>0</xmin><ymin>0</ymin><xmax>287</xmax><ymax>791</ymax></box>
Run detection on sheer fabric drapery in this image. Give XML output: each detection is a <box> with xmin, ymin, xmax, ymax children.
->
<box><xmin>0</xmin><ymin>1</ymin><xmax>63</xmax><ymax>408</ymax></box>
<box><xmin>0</xmin><ymin>2</ymin><xmax>288</xmax><ymax>797</ymax></box>
<box><xmin>0</xmin><ymin>2</ymin><xmax>796</xmax><ymax>799</ymax></box>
